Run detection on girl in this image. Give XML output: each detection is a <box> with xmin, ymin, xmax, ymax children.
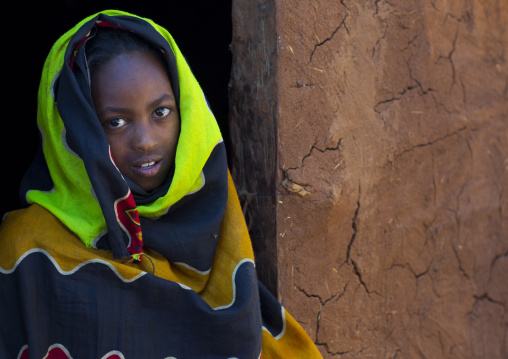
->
<box><xmin>0</xmin><ymin>9</ymin><xmax>321</xmax><ymax>359</ymax></box>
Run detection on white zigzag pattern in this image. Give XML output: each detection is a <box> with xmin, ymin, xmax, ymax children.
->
<box><xmin>213</xmin><ymin>258</ymin><xmax>255</xmax><ymax>310</ymax></box>
<box><xmin>18</xmin><ymin>343</ymin><xmax>246</xmax><ymax>359</ymax></box>
<box><xmin>262</xmin><ymin>306</ymin><xmax>287</xmax><ymax>340</ymax></box>
<box><xmin>100</xmin><ymin>350</ymin><xmax>125</xmax><ymax>359</ymax></box>
<box><xmin>0</xmin><ymin>248</ymin><xmax>146</xmax><ymax>283</ymax></box>
<box><xmin>173</xmin><ymin>261</ymin><xmax>211</xmax><ymax>276</ymax></box>
<box><xmin>8</xmin><ymin>253</ymin><xmax>282</xmax><ymax>346</ymax></box>
<box><xmin>0</xmin><ymin>249</ymin><xmax>254</xmax><ymax>297</ymax></box>
<box><xmin>42</xmin><ymin>344</ymin><xmax>74</xmax><ymax>359</ymax></box>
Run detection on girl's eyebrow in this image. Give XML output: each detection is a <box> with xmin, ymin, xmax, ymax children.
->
<box><xmin>147</xmin><ymin>93</ymin><xmax>175</xmax><ymax>110</ymax></box>
<box><xmin>96</xmin><ymin>106</ymin><xmax>131</xmax><ymax>118</ymax></box>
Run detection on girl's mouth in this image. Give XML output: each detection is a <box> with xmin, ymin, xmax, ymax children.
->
<box><xmin>132</xmin><ymin>160</ymin><xmax>162</xmax><ymax>177</ymax></box>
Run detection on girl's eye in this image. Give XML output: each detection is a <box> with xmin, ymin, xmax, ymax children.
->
<box><xmin>153</xmin><ymin>107</ymin><xmax>171</xmax><ymax>118</ymax></box>
<box><xmin>107</xmin><ymin>118</ymin><xmax>127</xmax><ymax>128</ymax></box>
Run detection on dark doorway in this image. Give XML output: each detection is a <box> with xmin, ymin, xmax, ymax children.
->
<box><xmin>2</xmin><ymin>1</ymin><xmax>232</xmax><ymax>217</ymax></box>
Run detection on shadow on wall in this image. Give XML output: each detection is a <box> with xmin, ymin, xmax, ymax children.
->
<box><xmin>3</xmin><ymin>0</ymin><xmax>232</xmax><ymax>217</ymax></box>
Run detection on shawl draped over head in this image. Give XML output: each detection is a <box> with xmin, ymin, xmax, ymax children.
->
<box><xmin>0</xmin><ymin>9</ymin><xmax>322</xmax><ymax>359</ymax></box>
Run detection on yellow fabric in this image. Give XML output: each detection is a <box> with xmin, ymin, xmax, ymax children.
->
<box><xmin>262</xmin><ymin>311</ymin><xmax>323</xmax><ymax>358</ymax></box>
<box><xmin>1</xmin><ymin>174</ymin><xmax>322</xmax><ymax>357</ymax></box>
<box><xmin>2</xmin><ymin>173</ymin><xmax>251</xmax><ymax>309</ymax></box>
<box><xmin>0</xmin><ymin>175</ymin><xmax>322</xmax><ymax>359</ymax></box>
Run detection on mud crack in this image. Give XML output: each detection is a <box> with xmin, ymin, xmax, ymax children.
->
<box><xmin>394</xmin><ymin>126</ymin><xmax>467</xmax><ymax>159</ymax></box>
<box><xmin>450</xmin><ymin>182</ymin><xmax>471</xmax><ymax>280</ymax></box>
<box><xmin>373</xmin><ymin>85</ymin><xmax>418</xmax><ymax>113</ymax></box>
<box><xmin>408</xmin><ymin>59</ymin><xmax>435</xmax><ymax>94</ymax></box>
<box><xmin>436</xmin><ymin>28</ymin><xmax>458</xmax><ymax>92</ymax></box>
<box><xmin>374</xmin><ymin>0</ymin><xmax>382</xmax><ymax>15</ymax></box>
<box><xmin>400</xmin><ymin>35</ymin><xmax>419</xmax><ymax>52</ymax></box>
<box><xmin>470</xmin><ymin>293</ymin><xmax>505</xmax><ymax>315</ymax></box>
<box><xmin>346</xmin><ymin>184</ymin><xmax>361</xmax><ymax>264</ymax></box>
<box><xmin>372</xmin><ymin>22</ymin><xmax>388</xmax><ymax>59</ymax></box>
<box><xmin>489</xmin><ymin>251</ymin><xmax>508</xmax><ymax>279</ymax></box>
<box><xmin>352</xmin><ymin>258</ymin><xmax>380</xmax><ymax>295</ymax></box>
<box><xmin>340</xmin><ymin>0</ymin><xmax>350</xmax><ymax>12</ymax></box>
<box><xmin>286</xmin><ymin>138</ymin><xmax>343</xmax><ymax>172</ymax></box>
<box><xmin>310</xmin><ymin>14</ymin><xmax>350</xmax><ymax>62</ymax></box>
<box><xmin>308</xmin><ymin>283</ymin><xmax>350</xmax><ymax>354</ymax></box>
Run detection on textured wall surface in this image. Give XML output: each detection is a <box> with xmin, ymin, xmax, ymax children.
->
<box><xmin>230</xmin><ymin>0</ymin><xmax>507</xmax><ymax>357</ymax></box>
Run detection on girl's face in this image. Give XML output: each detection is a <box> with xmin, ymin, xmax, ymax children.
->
<box><xmin>91</xmin><ymin>52</ymin><xmax>180</xmax><ymax>191</ymax></box>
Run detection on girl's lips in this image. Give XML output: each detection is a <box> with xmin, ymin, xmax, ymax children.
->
<box><xmin>131</xmin><ymin>160</ymin><xmax>162</xmax><ymax>177</ymax></box>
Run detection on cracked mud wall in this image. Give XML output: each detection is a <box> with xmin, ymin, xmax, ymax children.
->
<box><xmin>230</xmin><ymin>0</ymin><xmax>507</xmax><ymax>357</ymax></box>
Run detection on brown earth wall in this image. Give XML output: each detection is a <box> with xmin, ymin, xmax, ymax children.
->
<box><xmin>230</xmin><ymin>0</ymin><xmax>508</xmax><ymax>357</ymax></box>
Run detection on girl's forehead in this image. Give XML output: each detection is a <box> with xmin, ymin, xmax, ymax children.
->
<box><xmin>91</xmin><ymin>52</ymin><xmax>175</xmax><ymax>106</ymax></box>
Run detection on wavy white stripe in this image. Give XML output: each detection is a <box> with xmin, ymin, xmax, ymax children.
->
<box><xmin>43</xmin><ymin>344</ymin><xmax>74</xmax><ymax>359</ymax></box>
<box><xmin>0</xmin><ymin>248</ymin><xmax>146</xmax><ymax>283</ymax></box>
<box><xmin>25</xmin><ymin>123</ymin><xmax>55</xmax><ymax>203</ymax></box>
<box><xmin>184</xmin><ymin>138</ymin><xmax>224</xmax><ymax>198</ymax></box>
<box><xmin>90</xmin><ymin>184</ymin><xmax>99</xmax><ymax>202</ymax></box>
<box><xmin>101</xmin><ymin>350</ymin><xmax>125</xmax><ymax>359</ymax></box>
<box><xmin>185</xmin><ymin>170</ymin><xmax>206</xmax><ymax>196</ymax></box>
<box><xmin>2</xmin><ymin>211</ymin><xmax>11</xmax><ymax>223</ymax></box>
<box><xmin>50</xmin><ymin>70</ymin><xmax>61</xmax><ymax>102</ymax></box>
<box><xmin>213</xmin><ymin>258</ymin><xmax>255</xmax><ymax>311</ymax></box>
<box><xmin>18</xmin><ymin>344</ymin><xmax>182</xmax><ymax>359</ymax></box>
<box><xmin>173</xmin><ymin>261</ymin><xmax>211</xmax><ymax>276</ymax></box>
<box><xmin>176</xmin><ymin>282</ymin><xmax>192</xmax><ymax>290</ymax></box>
<box><xmin>62</xmin><ymin>126</ymin><xmax>82</xmax><ymax>160</ymax></box>
<box><xmin>91</xmin><ymin>228</ymin><xmax>107</xmax><ymax>249</ymax></box>
<box><xmin>262</xmin><ymin>306</ymin><xmax>287</xmax><ymax>340</ymax></box>
<box><xmin>201</xmin><ymin>89</ymin><xmax>215</xmax><ymax>118</ymax></box>
<box><xmin>112</xmin><ymin>189</ymin><xmax>133</xmax><ymax>248</ymax></box>
<box><xmin>16</xmin><ymin>344</ymin><xmax>28</xmax><ymax>359</ymax></box>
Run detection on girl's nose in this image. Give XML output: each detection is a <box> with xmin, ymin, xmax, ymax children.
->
<box><xmin>133</xmin><ymin>121</ymin><xmax>158</xmax><ymax>151</ymax></box>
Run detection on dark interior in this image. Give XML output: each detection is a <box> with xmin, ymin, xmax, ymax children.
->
<box><xmin>3</xmin><ymin>1</ymin><xmax>232</xmax><ymax>216</ymax></box>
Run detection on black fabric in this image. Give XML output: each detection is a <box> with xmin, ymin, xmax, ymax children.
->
<box><xmin>1</xmin><ymin>251</ymin><xmax>262</xmax><ymax>358</ymax></box>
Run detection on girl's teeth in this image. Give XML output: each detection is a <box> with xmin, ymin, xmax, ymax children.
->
<box><xmin>141</xmin><ymin>161</ymin><xmax>155</xmax><ymax>168</ymax></box>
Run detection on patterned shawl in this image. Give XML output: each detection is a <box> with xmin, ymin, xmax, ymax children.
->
<box><xmin>0</xmin><ymin>10</ymin><xmax>322</xmax><ymax>358</ymax></box>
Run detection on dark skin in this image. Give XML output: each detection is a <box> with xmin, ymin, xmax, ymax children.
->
<box><xmin>91</xmin><ymin>52</ymin><xmax>180</xmax><ymax>191</ymax></box>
